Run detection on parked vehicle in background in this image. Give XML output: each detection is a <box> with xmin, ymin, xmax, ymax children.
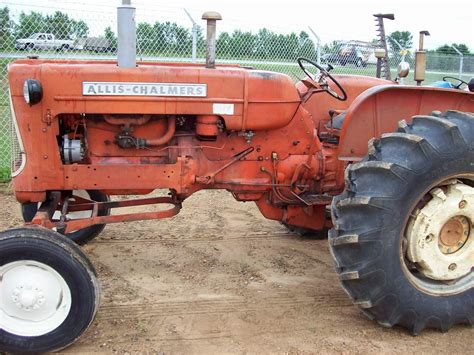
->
<box><xmin>321</xmin><ymin>52</ymin><xmax>341</xmax><ymax>65</ymax></box>
<box><xmin>338</xmin><ymin>41</ymin><xmax>377</xmax><ymax>67</ymax></box>
<box><xmin>73</xmin><ymin>37</ymin><xmax>116</xmax><ymax>53</ymax></box>
<box><xmin>15</xmin><ymin>33</ymin><xmax>74</xmax><ymax>51</ymax></box>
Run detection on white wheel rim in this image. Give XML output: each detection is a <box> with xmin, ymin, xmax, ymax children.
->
<box><xmin>0</xmin><ymin>260</ymin><xmax>72</xmax><ymax>337</ymax></box>
<box><xmin>405</xmin><ymin>181</ymin><xmax>474</xmax><ymax>294</ymax></box>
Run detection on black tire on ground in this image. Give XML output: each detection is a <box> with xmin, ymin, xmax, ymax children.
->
<box><xmin>26</xmin><ymin>43</ymin><xmax>34</xmax><ymax>50</ymax></box>
<box><xmin>329</xmin><ymin>110</ymin><xmax>474</xmax><ymax>334</ymax></box>
<box><xmin>0</xmin><ymin>227</ymin><xmax>100</xmax><ymax>353</ymax></box>
<box><xmin>282</xmin><ymin>222</ymin><xmax>328</xmax><ymax>239</ymax></box>
<box><xmin>22</xmin><ymin>190</ymin><xmax>110</xmax><ymax>245</ymax></box>
<box><xmin>356</xmin><ymin>58</ymin><xmax>363</xmax><ymax>67</ymax></box>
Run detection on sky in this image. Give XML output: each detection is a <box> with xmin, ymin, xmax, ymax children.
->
<box><xmin>3</xmin><ymin>0</ymin><xmax>474</xmax><ymax>50</ymax></box>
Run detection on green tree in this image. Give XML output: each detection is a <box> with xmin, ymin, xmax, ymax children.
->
<box><xmin>436</xmin><ymin>43</ymin><xmax>470</xmax><ymax>55</ymax></box>
<box><xmin>15</xmin><ymin>11</ymin><xmax>46</xmax><ymax>38</ymax></box>
<box><xmin>322</xmin><ymin>40</ymin><xmax>342</xmax><ymax>54</ymax></box>
<box><xmin>137</xmin><ymin>22</ymin><xmax>154</xmax><ymax>54</ymax></box>
<box><xmin>230</xmin><ymin>30</ymin><xmax>256</xmax><ymax>58</ymax></box>
<box><xmin>216</xmin><ymin>31</ymin><xmax>232</xmax><ymax>57</ymax></box>
<box><xmin>71</xmin><ymin>20</ymin><xmax>89</xmax><ymax>38</ymax></box>
<box><xmin>297</xmin><ymin>31</ymin><xmax>316</xmax><ymax>59</ymax></box>
<box><xmin>45</xmin><ymin>11</ymin><xmax>73</xmax><ymax>39</ymax></box>
<box><xmin>0</xmin><ymin>7</ymin><xmax>14</xmax><ymax>50</ymax></box>
<box><xmin>104</xmin><ymin>26</ymin><xmax>117</xmax><ymax>50</ymax></box>
<box><xmin>387</xmin><ymin>30</ymin><xmax>413</xmax><ymax>53</ymax></box>
<box><xmin>14</xmin><ymin>10</ymin><xmax>88</xmax><ymax>40</ymax></box>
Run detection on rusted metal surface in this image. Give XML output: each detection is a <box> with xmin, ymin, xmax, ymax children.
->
<box><xmin>337</xmin><ymin>85</ymin><xmax>474</xmax><ymax>160</ymax></box>
<box><xmin>31</xmin><ymin>196</ymin><xmax>181</xmax><ymax>233</ymax></box>
<box><xmin>439</xmin><ymin>216</ymin><xmax>470</xmax><ymax>254</ymax></box>
<box><xmin>7</xmin><ymin>57</ymin><xmax>474</xmax><ymax>233</ymax></box>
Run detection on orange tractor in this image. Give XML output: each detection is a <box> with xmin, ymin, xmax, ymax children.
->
<box><xmin>1</xmin><ymin>8</ymin><xmax>474</xmax><ymax>353</ymax></box>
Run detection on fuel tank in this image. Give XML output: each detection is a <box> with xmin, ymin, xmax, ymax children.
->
<box><xmin>8</xmin><ymin>59</ymin><xmax>301</xmax><ymax>131</ymax></box>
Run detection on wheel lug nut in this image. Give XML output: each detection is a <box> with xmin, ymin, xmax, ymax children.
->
<box><xmin>448</xmin><ymin>263</ymin><xmax>457</xmax><ymax>271</ymax></box>
<box><xmin>459</xmin><ymin>200</ymin><xmax>467</xmax><ymax>209</ymax></box>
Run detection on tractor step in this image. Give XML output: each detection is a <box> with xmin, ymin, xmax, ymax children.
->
<box><xmin>299</xmin><ymin>193</ymin><xmax>333</xmax><ymax>205</ymax></box>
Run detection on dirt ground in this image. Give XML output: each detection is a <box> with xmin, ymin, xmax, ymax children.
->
<box><xmin>0</xmin><ymin>184</ymin><xmax>472</xmax><ymax>354</ymax></box>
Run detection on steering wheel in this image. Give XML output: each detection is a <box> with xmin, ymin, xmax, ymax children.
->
<box><xmin>442</xmin><ymin>76</ymin><xmax>469</xmax><ymax>89</ymax></box>
<box><xmin>297</xmin><ymin>57</ymin><xmax>347</xmax><ymax>101</ymax></box>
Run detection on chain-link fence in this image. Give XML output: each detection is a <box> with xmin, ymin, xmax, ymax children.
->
<box><xmin>0</xmin><ymin>3</ymin><xmax>473</xmax><ymax>182</ymax></box>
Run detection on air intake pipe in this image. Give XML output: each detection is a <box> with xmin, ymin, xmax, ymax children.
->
<box><xmin>117</xmin><ymin>0</ymin><xmax>136</xmax><ymax>68</ymax></box>
<box><xmin>202</xmin><ymin>11</ymin><xmax>222</xmax><ymax>69</ymax></box>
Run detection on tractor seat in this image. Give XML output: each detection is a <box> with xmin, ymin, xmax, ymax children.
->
<box><xmin>325</xmin><ymin>111</ymin><xmax>346</xmax><ymax>130</ymax></box>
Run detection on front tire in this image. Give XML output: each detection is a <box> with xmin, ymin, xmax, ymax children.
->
<box><xmin>0</xmin><ymin>227</ymin><xmax>100</xmax><ymax>353</ymax></box>
<box><xmin>330</xmin><ymin>111</ymin><xmax>474</xmax><ymax>334</ymax></box>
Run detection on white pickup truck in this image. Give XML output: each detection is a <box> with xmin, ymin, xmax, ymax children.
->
<box><xmin>15</xmin><ymin>33</ymin><xmax>74</xmax><ymax>51</ymax></box>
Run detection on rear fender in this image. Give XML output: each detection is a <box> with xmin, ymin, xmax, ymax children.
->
<box><xmin>338</xmin><ymin>85</ymin><xmax>474</xmax><ymax>160</ymax></box>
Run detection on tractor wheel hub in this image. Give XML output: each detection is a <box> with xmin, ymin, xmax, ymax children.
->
<box><xmin>406</xmin><ymin>183</ymin><xmax>474</xmax><ymax>281</ymax></box>
<box><xmin>0</xmin><ymin>260</ymin><xmax>72</xmax><ymax>336</ymax></box>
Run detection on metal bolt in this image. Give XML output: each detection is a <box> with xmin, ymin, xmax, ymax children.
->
<box><xmin>448</xmin><ymin>263</ymin><xmax>457</xmax><ymax>271</ymax></box>
<box><xmin>459</xmin><ymin>200</ymin><xmax>467</xmax><ymax>209</ymax></box>
<box><xmin>425</xmin><ymin>234</ymin><xmax>434</xmax><ymax>243</ymax></box>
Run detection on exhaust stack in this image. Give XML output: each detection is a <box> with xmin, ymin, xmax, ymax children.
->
<box><xmin>202</xmin><ymin>11</ymin><xmax>222</xmax><ymax>69</ymax></box>
<box><xmin>117</xmin><ymin>0</ymin><xmax>136</xmax><ymax>68</ymax></box>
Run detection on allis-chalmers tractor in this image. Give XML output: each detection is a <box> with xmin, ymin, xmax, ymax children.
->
<box><xmin>1</xmin><ymin>8</ymin><xmax>474</xmax><ymax>352</ymax></box>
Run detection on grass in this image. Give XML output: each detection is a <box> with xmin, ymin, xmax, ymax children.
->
<box><xmin>0</xmin><ymin>58</ymin><xmax>12</xmax><ymax>182</ymax></box>
<box><xmin>0</xmin><ymin>56</ymin><xmax>471</xmax><ymax>182</ymax></box>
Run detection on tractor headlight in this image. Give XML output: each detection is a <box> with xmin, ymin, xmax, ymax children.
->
<box><xmin>23</xmin><ymin>79</ymin><xmax>43</xmax><ymax>106</ymax></box>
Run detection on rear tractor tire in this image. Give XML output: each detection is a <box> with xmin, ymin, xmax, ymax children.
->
<box><xmin>330</xmin><ymin>110</ymin><xmax>474</xmax><ymax>334</ymax></box>
<box><xmin>0</xmin><ymin>227</ymin><xmax>100</xmax><ymax>353</ymax></box>
<box><xmin>22</xmin><ymin>190</ymin><xmax>110</xmax><ymax>245</ymax></box>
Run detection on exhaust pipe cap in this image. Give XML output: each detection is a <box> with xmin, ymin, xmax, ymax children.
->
<box><xmin>202</xmin><ymin>11</ymin><xmax>222</xmax><ymax>20</ymax></box>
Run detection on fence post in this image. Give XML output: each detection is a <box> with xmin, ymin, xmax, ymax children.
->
<box><xmin>308</xmin><ymin>27</ymin><xmax>321</xmax><ymax>70</ymax></box>
<box><xmin>451</xmin><ymin>45</ymin><xmax>464</xmax><ymax>78</ymax></box>
<box><xmin>184</xmin><ymin>8</ymin><xmax>198</xmax><ymax>62</ymax></box>
<box><xmin>391</xmin><ymin>37</ymin><xmax>407</xmax><ymax>84</ymax></box>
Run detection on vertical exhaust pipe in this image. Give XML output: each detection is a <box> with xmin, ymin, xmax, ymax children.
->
<box><xmin>414</xmin><ymin>30</ymin><xmax>430</xmax><ymax>86</ymax></box>
<box><xmin>117</xmin><ymin>0</ymin><xmax>136</xmax><ymax>68</ymax></box>
<box><xmin>202</xmin><ymin>11</ymin><xmax>222</xmax><ymax>69</ymax></box>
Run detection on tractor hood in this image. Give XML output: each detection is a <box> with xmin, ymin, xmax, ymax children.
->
<box><xmin>8</xmin><ymin>59</ymin><xmax>301</xmax><ymax>131</ymax></box>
